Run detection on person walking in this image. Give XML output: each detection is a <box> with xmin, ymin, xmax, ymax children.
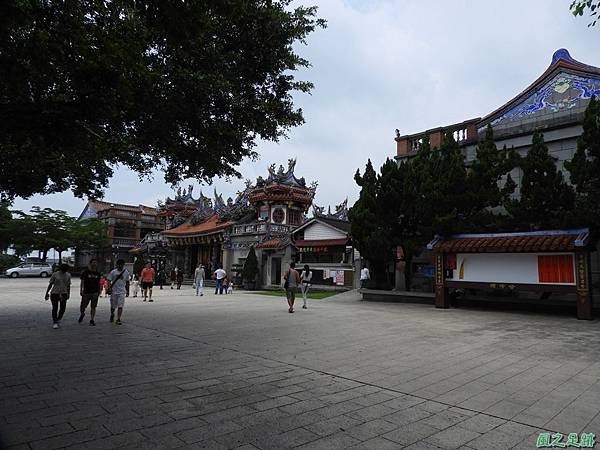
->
<box><xmin>157</xmin><ymin>267</ymin><xmax>166</xmax><ymax>290</ymax></box>
<box><xmin>170</xmin><ymin>267</ymin><xmax>178</xmax><ymax>289</ymax></box>
<box><xmin>140</xmin><ymin>262</ymin><xmax>156</xmax><ymax>302</ymax></box>
<box><xmin>79</xmin><ymin>259</ymin><xmax>101</xmax><ymax>326</ymax></box>
<box><xmin>214</xmin><ymin>266</ymin><xmax>226</xmax><ymax>294</ymax></box>
<box><xmin>107</xmin><ymin>259</ymin><xmax>130</xmax><ymax>325</ymax></box>
<box><xmin>283</xmin><ymin>262</ymin><xmax>301</xmax><ymax>313</ymax></box>
<box><xmin>300</xmin><ymin>264</ymin><xmax>312</xmax><ymax>309</ymax></box>
<box><xmin>44</xmin><ymin>263</ymin><xmax>71</xmax><ymax>329</ymax></box>
<box><xmin>131</xmin><ymin>274</ymin><xmax>140</xmax><ymax>298</ymax></box>
<box><xmin>360</xmin><ymin>265</ymin><xmax>370</xmax><ymax>289</ymax></box>
<box><xmin>194</xmin><ymin>263</ymin><xmax>205</xmax><ymax>296</ymax></box>
<box><xmin>176</xmin><ymin>269</ymin><xmax>184</xmax><ymax>290</ymax></box>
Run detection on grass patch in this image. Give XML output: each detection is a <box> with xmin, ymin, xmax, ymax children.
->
<box><xmin>251</xmin><ymin>290</ymin><xmax>339</xmax><ymax>299</ymax></box>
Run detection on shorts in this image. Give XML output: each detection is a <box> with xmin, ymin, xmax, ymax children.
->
<box><xmin>141</xmin><ymin>281</ymin><xmax>154</xmax><ymax>290</ymax></box>
<box><xmin>286</xmin><ymin>287</ymin><xmax>297</xmax><ymax>301</ymax></box>
<box><xmin>110</xmin><ymin>292</ymin><xmax>126</xmax><ymax>309</ymax></box>
<box><xmin>81</xmin><ymin>293</ymin><xmax>99</xmax><ymax>309</ymax></box>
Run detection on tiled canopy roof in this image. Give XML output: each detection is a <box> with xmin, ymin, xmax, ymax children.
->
<box><xmin>294</xmin><ymin>238</ymin><xmax>349</xmax><ymax>247</ymax></box>
<box><xmin>428</xmin><ymin>229</ymin><xmax>590</xmax><ymax>254</ymax></box>
<box><xmin>162</xmin><ymin>214</ymin><xmax>233</xmax><ymax>237</ymax></box>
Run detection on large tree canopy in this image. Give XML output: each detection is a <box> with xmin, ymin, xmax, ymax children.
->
<box><xmin>0</xmin><ymin>1</ymin><xmax>325</xmax><ymax>199</ymax></box>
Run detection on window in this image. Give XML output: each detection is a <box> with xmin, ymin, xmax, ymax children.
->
<box><xmin>538</xmin><ymin>255</ymin><xmax>574</xmax><ymax>283</ymax></box>
<box><xmin>289</xmin><ymin>209</ymin><xmax>302</xmax><ymax>226</ymax></box>
<box><xmin>272</xmin><ymin>208</ymin><xmax>285</xmax><ymax>224</ymax></box>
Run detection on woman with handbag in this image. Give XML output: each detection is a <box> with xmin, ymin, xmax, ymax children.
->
<box><xmin>283</xmin><ymin>262</ymin><xmax>301</xmax><ymax>313</ymax></box>
<box><xmin>300</xmin><ymin>264</ymin><xmax>312</xmax><ymax>309</ymax></box>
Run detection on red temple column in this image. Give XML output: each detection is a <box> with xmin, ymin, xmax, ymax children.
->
<box><xmin>435</xmin><ymin>253</ymin><xmax>449</xmax><ymax>308</ymax></box>
<box><xmin>575</xmin><ymin>251</ymin><xmax>593</xmax><ymax>320</ymax></box>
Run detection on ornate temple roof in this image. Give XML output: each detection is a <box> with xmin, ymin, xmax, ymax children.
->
<box><xmin>480</xmin><ymin>49</ymin><xmax>600</xmax><ymax>129</ymax></box>
<box><xmin>161</xmin><ymin>214</ymin><xmax>234</xmax><ymax>237</ymax></box>
<box><xmin>160</xmin><ymin>159</ymin><xmax>317</xmax><ymax>240</ymax></box>
<box><xmin>249</xmin><ymin>159</ymin><xmax>317</xmax><ymax>206</ymax></box>
<box><xmin>312</xmin><ymin>199</ymin><xmax>348</xmax><ymax>221</ymax></box>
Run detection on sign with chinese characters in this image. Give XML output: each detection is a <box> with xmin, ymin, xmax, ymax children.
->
<box><xmin>436</xmin><ymin>255</ymin><xmax>443</xmax><ymax>286</ymax></box>
<box><xmin>576</xmin><ymin>252</ymin><xmax>588</xmax><ymax>291</ymax></box>
<box><xmin>299</xmin><ymin>246</ymin><xmax>329</xmax><ymax>253</ymax></box>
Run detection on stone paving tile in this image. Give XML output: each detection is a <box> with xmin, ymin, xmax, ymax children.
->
<box><xmin>344</xmin><ymin>418</ymin><xmax>400</xmax><ymax>441</ymax></box>
<box><xmin>382</xmin><ymin>422</ymin><xmax>441</xmax><ymax>446</ymax></box>
<box><xmin>423</xmin><ymin>425</ymin><xmax>481</xmax><ymax>449</ymax></box>
<box><xmin>349</xmin><ymin>436</ymin><xmax>401</xmax><ymax>449</ymax></box>
<box><xmin>304</xmin><ymin>414</ymin><xmax>363</xmax><ymax>437</ymax></box>
<box><xmin>296</xmin><ymin>431</ymin><xmax>361</xmax><ymax>450</ymax></box>
<box><xmin>2</xmin><ymin>280</ymin><xmax>600</xmax><ymax>450</ymax></box>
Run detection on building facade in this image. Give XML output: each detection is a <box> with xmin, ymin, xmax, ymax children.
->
<box><xmin>76</xmin><ymin>200</ymin><xmax>162</xmax><ymax>272</ymax></box>
<box><xmin>393</xmin><ymin>49</ymin><xmax>600</xmax><ymax>289</ymax></box>
<box><xmin>292</xmin><ymin>201</ymin><xmax>359</xmax><ymax>288</ymax></box>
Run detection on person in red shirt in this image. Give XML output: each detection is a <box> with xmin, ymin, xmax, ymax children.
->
<box><xmin>140</xmin><ymin>262</ymin><xmax>156</xmax><ymax>302</ymax></box>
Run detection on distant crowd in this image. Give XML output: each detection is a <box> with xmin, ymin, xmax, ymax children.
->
<box><xmin>43</xmin><ymin>259</ymin><xmax>235</xmax><ymax>329</ymax></box>
<box><xmin>42</xmin><ymin>258</ymin><xmax>344</xmax><ymax>327</ymax></box>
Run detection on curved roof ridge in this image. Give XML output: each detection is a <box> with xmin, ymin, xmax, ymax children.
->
<box><xmin>480</xmin><ymin>48</ymin><xmax>600</xmax><ymax>125</ymax></box>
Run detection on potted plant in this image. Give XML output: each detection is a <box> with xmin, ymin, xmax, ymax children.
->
<box><xmin>242</xmin><ymin>247</ymin><xmax>259</xmax><ymax>290</ymax></box>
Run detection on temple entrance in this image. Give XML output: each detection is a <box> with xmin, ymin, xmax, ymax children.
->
<box><xmin>271</xmin><ymin>257</ymin><xmax>281</xmax><ymax>286</ymax></box>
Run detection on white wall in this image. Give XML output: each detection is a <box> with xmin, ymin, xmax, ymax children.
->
<box><xmin>448</xmin><ymin>253</ymin><xmax>575</xmax><ymax>285</ymax></box>
<box><xmin>304</xmin><ymin>222</ymin><xmax>346</xmax><ymax>240</ymax></box>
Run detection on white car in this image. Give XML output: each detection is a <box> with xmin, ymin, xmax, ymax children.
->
<box><xmin>5</xmin><ymin>262</ymin><xmax>53</xmax><ymax>278</ymax></box>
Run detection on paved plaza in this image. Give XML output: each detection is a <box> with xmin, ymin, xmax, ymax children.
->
<box><xmin>1</xmin><ymin>279</ymin><xmax>599</xmax><ymax>450</ymax></box>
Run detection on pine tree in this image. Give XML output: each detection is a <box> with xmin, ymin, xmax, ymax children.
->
<box><xmin>466</xmin><ymin>125</ymin><xmax>518</xmax><ymax>231</ymax></box>
<box><xmin>565</xmin><ymin>96</ymin><xmax>600</xmax><ymax>233</ymax></box>
<box><xmin>349</xmin><ymin>160</ymin><xmax>394</xmax><ymax>288</ymax></box>
<box><xmin>508</xmin><ymin>131</ymin><xmax>575</xmax><ymax>231</ymax></box>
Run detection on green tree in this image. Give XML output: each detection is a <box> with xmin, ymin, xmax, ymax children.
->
<box><xmin>349</xmin><ymin>160</ymin><xmax>394</xmax><ymax>288</ymax></box>
<box><xmin>242</xmin><ymin>247</ymin><xmax>259</xmax><ymax>288</ymax></box>
<box><xmin>507</xmin><ymin>131</ymin><xmax>576</xmax><ymax>231</ymax></box>
<box><xmin>465</xmin><ymin>125</ymin><xmax>517</xmax><ymax>232</ymax></box>
<box><xmin>565</xmin><ymin>96</ymin><xmax>600</xmax><ymax>233</ymax></box>
<box><xmin>397</xmin><ymin>135</ymin><xmax>470</xmax><ymax>288</ymax></box>
<box><xmin>0</xmin><ymin>200</ymin><xmax>13</xmax><ymax>252</ymax></box>
<box><xmin>71</xmin><ymin>218</ymin><xmax>109</xmax><ymax>256</ymax></box>
<box><xmin>570</xmin><ymin>0</ymin><xmax>600</xmax><ymax>26</ymax></box>
<box><xmin>0</xmin><ymin>1</ymin><xmax>326</xmax><ymax>199</ymax></box>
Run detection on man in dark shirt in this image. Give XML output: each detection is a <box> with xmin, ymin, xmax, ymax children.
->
<box><xmin>79</xmin><ymin>259</ymin><xmax>102</xmax><ymax>326</ymax></box>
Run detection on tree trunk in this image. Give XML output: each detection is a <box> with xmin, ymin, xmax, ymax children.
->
<box><xmin>42</xmin><ymin>249</ymin><xmax>48</xmax><ymax>262</ymax></box>
<box><xmin>58</xmin><ymin>250</ymin><xmax>62</xmax><ymax>263</ymax></box>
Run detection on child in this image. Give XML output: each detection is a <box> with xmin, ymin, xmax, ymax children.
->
<box><xmin>100</xmin><ymin>276</ymin><xmax>109</xmax><ymax>297</ymax></box>
<box><xmin>227</xmin><ymin>281</ymin><xmax>234</xmax><ymax>294</ymax></box>
<box><xmin>131</xmin><ymin>275</ymin><xmax>140</xmax><ymax>298</ymax></box>
<box><xmin>222</xmin><ymin>276</ymin><xmax>229</xmax><ymax>294</ymax></box>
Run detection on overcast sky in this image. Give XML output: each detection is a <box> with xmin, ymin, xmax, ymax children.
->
<box><xmin>13</xmin><ymin>0</ymin><xmax>598</xmax><ymax>217</ymax></box>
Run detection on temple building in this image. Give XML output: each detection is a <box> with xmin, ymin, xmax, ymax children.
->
<box><xmin>159</xmin><ymin>159</ymin><xmax>319</xmax><ymax>287</ymax></box>
<box><xmin>291</xmin><ymin>200</ymin><xmax>357</xmax><ymax>288</ymax></box>
<box><xmin>393</xmin><ymin>48</ymin><xmax>600</xmax><ymax>290</ymax></box>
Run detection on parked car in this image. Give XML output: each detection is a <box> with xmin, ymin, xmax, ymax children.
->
<box><xmin>5</xmin><ymin>262</ymin><xmax>53</xmax><ymax>278</ymax></box>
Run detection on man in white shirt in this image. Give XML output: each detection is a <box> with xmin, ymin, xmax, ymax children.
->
<box><xmin>214</xmin><ymin>266</ymin><xmax>227</xmax><ymax>295</ymax></box>
<box><xmin>360</xmin><ymin>266</ymin><xmax>370</xmax><ymax>289</ymax></box>
<box><xmin>107</xmin><ymin>259</ymin><xmax>130</xmax><ymax>325</ymax></box>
